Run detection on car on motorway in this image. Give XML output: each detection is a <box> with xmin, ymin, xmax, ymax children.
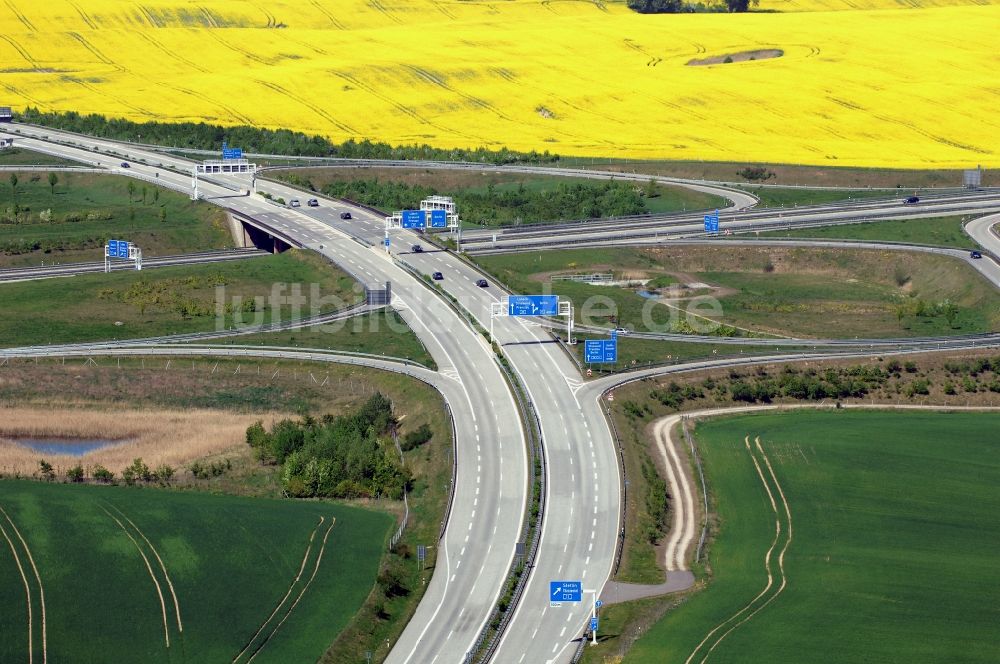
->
<box><xmin>411</xmin><ymin>244</ymin><xmax>423</xmax><ymax>253</ymax></box>
<box><xmin>970</xmin><ymin>250</ymin><xmax>983</xmax><ymax>259</ymax></box>
<box><xmin>307</xmin><ymin>198</ymin><xmax>319</xmax><ymax>207</ymax></box>
<box><xmin>903</xmin><ymin>195</ymin><xmax>920</xmax><ymax>204</ymax></box>
<box><xmin>614</xmin><ymin>327</ymin><xmax>631</xmax><ymax>335</ymax></box>
<box><xmin>476</xmin><ymin>278</ymin><xmax>488</xmax><ymax>287</ymax></box>
<box><xmin>432</xmin><ymin>271</ymin><xmax>444</xmax><ymax>280</ymax></box>
<box><xmin>120</xmin><ymin>162</ymin><xmax>130</xmax><ymax>168</ymax></box>
<box><xmin>340</xmin><ymin>212</ymin><xmax>352</xmax><ymax>220</ymax></box>
<box><xmin>289</xmin><ymin>199</ymin><xmax>301</xmax><ymax>208</ymax></box>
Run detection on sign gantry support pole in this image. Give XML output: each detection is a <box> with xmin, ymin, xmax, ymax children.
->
<box><xmin>559</xmin><ymin>301</ymin><xmax>574</xmax><ymax>344</ymax></box>
<box><xmin>490</xmin><ymin>300</ymin><xmax>506</xmax><ymax>342</ymax></box>
<box><xmin>191</xmin><ymin>167</ymin><xmax>199</xmax><ymax>201</ymax></box>
<box><xmin>587</xmin><ymin>589</ymin><xmax>599</xmax><ymax>645</ymax></box>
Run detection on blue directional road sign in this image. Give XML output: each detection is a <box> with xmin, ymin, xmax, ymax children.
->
<box><xmin>595</xmin><ymin>600</ymin><xmax>603</xmax><ymax>609</ymax></box>
<box><xmin>384</xmin><ymin>237</ymin><xmax>391</xmax><ymax>247</ymax></box>
<box><xmin>401</xmin><ymin>210</ymin><xmax>427</xmax><ymax>229</ymax></box>
<box><xmin>584</xmin><ymin>336</ymin><xmax>618</xmax><ymax>363</ymax></box>
<box><xmin>590</xmin><ymin>617</ymin><xmax>599</xmax><ymax>631</ymax></box>
<box><xmin>429</xmin><ymin>209</ymin><xmax>448</xmax><ymax>228</ymax></box>
<box><xmin>508</xmin><ymin>295</ymin><xmax>559</xmax><ymax>316</ymax></box>
<box><xmin>704</xmin><ymin>210</ymin><xmax>720</xmax><ymax>234</ymax></box>
<box><xmin>550</xmin><ymin>581</ymin><xmax>582</xmax><ymax>603</ymax></box>
<box><xmin>221</xmin><ymin>141</ymin><xmax>243</xmax><ymax>160</ymax></box>
<box><xmin>108</xmin><ymin>239</ymin><xmax>118</xmax><ymax>256</ymax></box>
<box><xmin>117</xmin><ymin>241</ymin><xmax>129</xmax><ymax>258</ymax></box>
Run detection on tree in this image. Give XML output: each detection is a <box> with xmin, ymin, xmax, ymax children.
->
<box><xmin>127</xmin><ymin>180</ymin><xmax>136</xmax><ymax>203</ymax></box>
<box><xmin>141</xmin><ymin>185</ymin><xmax>147</xmax><ymax>205</ymax></box>
<box><xmin>48</xmin><ymin>172</ymin><xmax>58</xmax><ymax>196</ymax></box>
<box><xmin>9</xmin><ymin>172</ymin><xmax>17</xmax><ymax>204</ymax></box>
<box><xmin>737</xmin><ymin>166</ymin><xmax>774</xmax><ymax>182</ymax></box>
<box><xmin>155</xmin><ymin>465</ymin><xmax>175</xmax><ymax>485</ymax></box>
<box><xmin>38</xmin><ymin>459</ymin><xmax>56</xmax><ymax>481</ymax></box>
<box><xmin>66</xmin><ymin>465</ymin><xmax>85</xmax><ymax>482</ymax></box>
<box><xmin>942</xmin><ymin>300</ymin><xmax>960</xmax><ymax>328</ymax></box>
<box><xmin>725</xmin><ymin>0</ymin><xmax>759</xmax><ymax>10</ymax></box>
<box><xmin>92</xmin><ymin>465</ymin><xmax>115</xmax><ymax>483</ymax></box>
<box><xmin>627</xmin><ymin>0</ymin><xmax>684</xmax><ymax>12</ymax></box>
<box><xmin>153</xmin><ymin>189</ymin><xmax>160</xmax><ymax>204</ymax></box>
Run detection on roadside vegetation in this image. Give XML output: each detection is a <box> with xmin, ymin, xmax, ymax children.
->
<box><xmin>275</xmin><ymin>168</ymin><xmax>724</xmax><ymax>226</ymax></box>
<box><xmin>18</xmin><ymin>108</ymin><xmax>558</xmax><ymax>165</ymax></box>
<box><xmin>735</xmin><ymin>185</ymin><xmax>896</xmax><ymax>208</ymax></box>
<box><xmin>755</xmin><ymin>215</ymin><xmax>979</xmax><ymax>249</ymax></box>
<box><xmin>0</xmin><ymin>171</ymin><xmax>233</xmax><ymax>267</ymax></box>
<box><xmin>0</xmin><ymin>147</ymin><xmax>81</xmax><ymax>166</ymax></box>
<box><xmin>474</xmin><ymin>245</ymin><xmax>1000</xmax><ymax>339</ymax></box>
<box><xmin>611</xmin><ymin>410</ymin><xmax>1000</xmax><ymax>663</ymax></box>
<box><xmin>0</xmin><ymin>250</ymin><xmax>361</xmax><ymax>347</ymax></box>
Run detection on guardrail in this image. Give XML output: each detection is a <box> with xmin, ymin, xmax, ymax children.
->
<box><xmin>439</xmin><ymin>400</ymin><xmax>459</xmax><ymax>541</ymax></box>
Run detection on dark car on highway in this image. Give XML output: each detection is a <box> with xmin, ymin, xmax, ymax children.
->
<box><xmin>904</xmin><ymin>196</ymin><xmax>920</xmax><ymax>204</ymax></box>
<box><xmin>411</xmin><ymin>244</ymin><xmax>423</xmax><ymax>253</ymax></box>
<box><xmin>120</xmin><ymin>162</ymin><xmax>130</xmax><ymax>168</ymax></box>
<box><xmin>970</xmin><ymin>250</ymin><xmax>983</xmax><ymax>259</ymax></box>
<box><xmin>307</xmin><ymin>199</ymin><xmax>319</xmax><ymax>207</ymax></box>
<box><xmin>340</xmin><ymin>212</ymin><xmax>352</xmax><ymax>220</ymax></box>
<box><xmin>476</xmin><ymin>278</ymin><xmax>488</xmax><ymax>288</ymax></box>
<box><xmin>432</xmin><ymin>272</ymin><xmax>444</xmax><ymax>280</ymax></box>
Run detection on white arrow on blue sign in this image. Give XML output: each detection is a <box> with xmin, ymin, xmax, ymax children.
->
<box><xmin>549</xmin><ymin>580</ymin><xmax>582</xmax><ymax>603</ymax></box>
<box><xmin>590</xmin><ymin>617</ymin><xmax>599</xmax><ymax>631</ymax></box>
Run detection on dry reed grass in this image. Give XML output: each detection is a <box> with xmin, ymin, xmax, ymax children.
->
<box><xmin>0</xmin><ymin>406</ymin><xmax>284</xmax><ymax>476</ymax></box>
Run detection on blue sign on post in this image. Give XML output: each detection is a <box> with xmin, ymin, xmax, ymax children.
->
<box><xmin>550</xmin><ymin>581</ymin><xmax>583</xmax><ymax>603</ymax></box>
<box><xmin>584</xmin><ymin>337</ymin><xmax>618</xmax><ymax>363</ymax></box>
<box><xmin>117</xmin><ymin>241</ymin><xmax>129</xmax><ymax>258</ymax></box>
<box><xmin>590</xmin><ymin>617</ymin><xmax>599</xmax><ymax>632</ymax></box>
<box><xmin>595</xmin><ymin>600</ymin><xmax>603</xmax><ymax>609</ymax></box>
<box><xmin>401</xmin><ymin>210</ymin><xmax>426</xmax><ymax>229</ymax></box>
<box><xmin>384</xmin><ymin>237</ymin><xmax>391</xmax><ymax>247</ymax></box>
<box><xmin>508</xmin><ymin>295</ymin><xmax>559</xmax><ymax>317</ymax></box>
<box><xmin>108</xmin><ymin>239</ymin><xmax>118</xmax><ymax>256</ymax></box>
<box><xmin>704</xmin><ymin>210</ymin><xmax>720</xmax><ymax>234</ymax></box>
<box><xmin>429</xmin><ymin>209</ymin><xmax>448</xmax><ymax>228</ymax></box>
<box><xmin>221</xmin><ymin>141</ymin><xmax>243</xmax><ymax>160</ymax></box>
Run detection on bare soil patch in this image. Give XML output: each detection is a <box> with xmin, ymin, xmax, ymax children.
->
<box><xmin>687</xmin><ymin>49</ymin><xmax>783</xmax><ymax>66</ymax></box>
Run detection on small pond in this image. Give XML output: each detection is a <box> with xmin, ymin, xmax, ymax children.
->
<box><xmin>13</xmin><ymin>438</ymin><xmax>126</xmax><ymax>457</ymax></box>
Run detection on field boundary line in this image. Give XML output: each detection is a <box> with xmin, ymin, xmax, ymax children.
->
<box><xmin>107</xmin><ymin>504</ymin><xmax>184</xmax><ymax>634</ymax></box>
<box><xmin>101</xmin><ymin>506</ymin><xmax>171</xmax><ymax>648</ymax></box>
<box><xmin>233</xmin><ymin>516</ymin><xmax>324</xmax><ymax>664</ymax></box>
<box><xmin>683</xmin><ymin>436</ymin><xmax>779</xmax><ymax>664</ymax></box>
<box><xmin>0</xmin><ymin>504</ymin><xmax>47</xmax><ymax>663</ymax></box>
<box><xmin>247</xmin><ymin>517</ymin><xmax>336</xmax><ymax>663</ymax></box>
<box><xmin>702</xmin><ymin>437</ymin><xmax>794</xmax><ymax>660</ymax></box>
<box><xmin>0</xmin><ymin>512</ymin><xmax>34</xmax><ymax>663</ymax></box>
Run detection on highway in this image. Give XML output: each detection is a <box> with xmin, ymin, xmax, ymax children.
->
<box><xmin>0</xmin><ymin>127</ymin><xmax>531</xmax><ymax>664</ymax></box>
<box><xmin>5</xmin><ymin>123</ymin><xmax>1000</xmax><ymax>664</ymax></box>
<box><xmin>0</xmin><ymin>248</ymin><xmax>267</xmax><ymax>283</ymax></box>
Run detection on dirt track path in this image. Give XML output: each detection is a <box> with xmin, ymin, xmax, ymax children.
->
<box><xmin>0</xmin><ymin>504</ymin><xmax>47</xmax><ymax>663</ymax></box>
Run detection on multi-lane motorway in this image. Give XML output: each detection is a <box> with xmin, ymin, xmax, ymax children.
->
<box><xmin>3</xmin><ymin>123</ymin><xmax>1000</xmax><ymax>664</ymax></box>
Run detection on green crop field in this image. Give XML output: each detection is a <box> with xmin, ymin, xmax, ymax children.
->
<box><xmin>0</xmin><ymin>480</ymin><xmax>391</xmax><ymax>663</ymax></box>
<box><xmin>756</xmin><ymin>216</ymin><xmax>978</xmax><ymax>249</ymax></box>
<box><xmin>0</xmin><ymin>171</ymin><xmax>233</xmax><ymax>267</ymax></box>
<box><xmin>621</xmin><ymin>410</ymin><xmax>1000</xmax><ymax>664</ymax></box>
<box><xmin>0</xmin><ymin>250</ymin><xmax>361</xmax><ymax>347</ymax></box>
<box><xmin>0</xmin><ymin>148</ymin><xmax>81</xmax><ymax>167</ymax></box>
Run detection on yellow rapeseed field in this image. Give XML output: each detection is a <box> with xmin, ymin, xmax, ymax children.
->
<box><xmin>0</xmin><ymin>0</ymin><xmax>997</xmax><ymax>167</ymax></box>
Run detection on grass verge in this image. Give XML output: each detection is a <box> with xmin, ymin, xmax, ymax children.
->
<box><xmin>755</xmin><ymin>215</ymin><xmax>979</xmax><ymax>249</ymax></box>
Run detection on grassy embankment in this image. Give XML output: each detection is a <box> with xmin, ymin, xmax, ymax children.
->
<box><xmin>0</xmin><ymin>354</ymin><xmax>453</xmax><ymax>664</ymax></box>
<box><xmin>0</xmin><ymin>170</ymin><xmax>233</xmax><ymax>267</ymax></box>
<box><xmin>474</xmin><ymin>245</ymin><xmax>1000</xmax><ymax>349</ymax></box>
<box><xmin>0</xmin><ymin>147</ymin><xmax>82</xmax><ymax>166</ymax></box>
<box><xmin>0</xmin><ymin>250</ymin><xmax>363</xmax><ymax>347</ymax></box>
<box><xmin>756</xmin><ymin>215</ymin><xmax>980</xmax><ymax>249</ymax></box>
<box><xmin>600</xmin><ymin>410</ymin><xmax>1000</xmax><ymax>664</ymax></box>
<box><xmin>204</xmin><ymin>310</ymin><xmax>436</xmax><ymax>369</ymax></box>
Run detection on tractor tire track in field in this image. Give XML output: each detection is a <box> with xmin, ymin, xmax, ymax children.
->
<box><xmin>402</xmin><ymin>65</ymin><xmax>515</xmax><ymax>123</ymax></box>
<box><xmin>0</xmin><ymin>82</ymin><xmax>45</xmax><ymax>108</ymax></box>
<box><xmin>684</xmin><ymin>435</ymin><xmax>791</xmax><ymax>664</ymax></box>
<box><xmin>67</xmin><ymin>76</ymin><xmax>153</xmax><ymax>117</ymax></box>
<box><xmin>0</xmin><ymin>511</ymin><xmax>35</xmax><ymax>663</ymax></box>
<box><xmin>310</xmin><ymin>0</ymin><xmax>346</xmax><ymax>30</ymax></box>
<box><xmin>67</xmin><ymin>1</ymin><xmax>98</xmax><ymax>30</ymax></box>
<box><xmin>137</xmin><ymin>6</ymin><xmax>166</xmax><ymax>28</ymax></box>
<box><xmin>255</xmin><ymin>79</ymin><xmax>357</xmax><ymax>135</ymax></box>
<box><xmin>66</xmin><ymin>32</ymin><xmax>126</xmax><ymax>73</ymax></box>
<box><xmin>655</xmin><ymin>417</ymin><xmax>696</xmax><ymax>571</ymax></box>
<box><xmin>246</xmin><ymin>517</ymin><xmax>337</xmax><ymax>664</ymax></box>
<box><xmin>368</xmin><ymin>0</ymin><xmax>403</xmax><ymax>25</ymax></box>
<box><xmin>0</xmin><ymin>504</ymin><xmax>47</xmax><ymax>663</ymax></box>
<box><xmin>101</xmin><ymin>506</ymin><xmax>173</xmax><ymax>649</ymax></box>
<box><xmin>106</xmin><ymin>504</ymin><xmax>184</xmax><ymax>636</ymax></box>
<box><xmin>251</xmin><ymin>1</ymin><xmax>277</xmax><ymax>29</ymax></box>
<box><xmin>4</xmin><ymin>0</ymin><xmax>36</xmax><ymax>31</ymax></box>
<box><xmin>134</xmin><ymin>31</ymin><xmax>209</xmax><ymax>74</ymax></box>
<box><xmin>159</xmin><ymin>81</ymin><xmax>254</xmax><ymax>125</ymax></box>
<box><xmin>205</xmin><ymin>30</ymin><xmax>271</xmax><ymax>66</ymax></box>
<box><xmin>233</xmin><ymin>516</ymin><xmax>324</xmax><ymax>664</ymax></box>
<box><xmin>0</xmin><ymin>34</ymin><xmax>39</xmax><ymax>69</ymax></box>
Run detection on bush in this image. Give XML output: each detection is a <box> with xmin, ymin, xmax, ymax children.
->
<box><xmin>92</xmin><ymin>465</ymin><xmax>115</xmax><ymax>484</ymax></box>
<box><xmin>66</xmin><ymin>465</ymin><xmax>85</xmax><ymax>483</ymax></box>
<box><xmin>400</xmin><ymin>423</ymin><xmax>433</xmax><ymax>451</ymax></box>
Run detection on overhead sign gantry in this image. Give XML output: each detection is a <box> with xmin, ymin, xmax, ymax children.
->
<box><xmin>491</xmin><ymin>294</ymin><xmax>573</xmax><ymax>343</ymax></box>
<box><xmin>385</xmin><ymin>196</ymin><xmax>461</xmax><ymax>250</ymax></box>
